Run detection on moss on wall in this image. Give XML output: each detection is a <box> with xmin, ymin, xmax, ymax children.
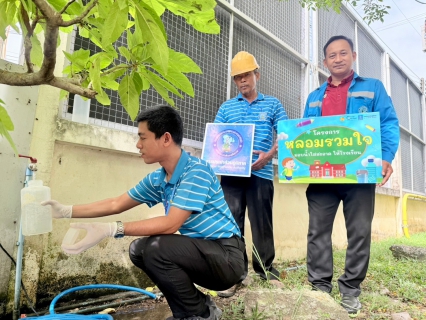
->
<box><xmin>34</xmin><ymin>262</ymin><xmax>154</xmax><ymax>308</ymax></box>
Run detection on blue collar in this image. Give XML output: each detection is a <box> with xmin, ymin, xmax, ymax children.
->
<box><xmin>237</xmin><ymin>92</ymin><xmax>265</xmax><ymax>102</ymax></box>
<box><xmin>156</xmin><ymin>149</ymin><xmax>189</xmax><ymax>187</ymax></box>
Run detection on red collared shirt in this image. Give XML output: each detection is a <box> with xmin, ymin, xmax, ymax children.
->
<box><xmin>322</xmin><ymin>70</ymin><xmax>354</xmax><ymax>116</ymax></box>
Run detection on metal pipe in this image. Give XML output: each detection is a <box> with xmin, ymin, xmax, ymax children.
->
<box><xmin>13</xmin><ymin>227</ymin><xmax>24</xmax><ymax>320</ymax></box>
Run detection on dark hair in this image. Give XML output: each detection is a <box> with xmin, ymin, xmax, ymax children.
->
<box><xmin>323</xmin><ymin>35</ymin><xmax>354</xmax><ymax>57</ymax></box>
<box><xmin>136</xmin><ymin>105</ymin><xmax>183</xmax><ymax>146</ymax></box>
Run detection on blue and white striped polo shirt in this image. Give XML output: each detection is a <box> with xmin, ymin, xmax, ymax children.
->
<box><xmin>127</xmin><ymin>150</ymin><xmax>241</xmax><ymax>240</ymax></box>
<box><xmin>214</xmin><ymin>92</ymin><xmax>288</xmax><ymax>180</ymax></box>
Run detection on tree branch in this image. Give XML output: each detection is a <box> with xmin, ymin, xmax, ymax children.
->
<box><xmin>38</xmin><ymin>21</ymin><xmax>59</xmax><ymax>80</ymax></box>
<box><xmin>0</xmin><ymin>70</ymin><xmax>97</xmax><ymax>99</ymax></box>
<box><xmin>101</xmin><ymin>64</ymin><xmax>131</xmax><ymax>76</ymax></box>
<box><xmin>23</xmin><ymin>37</ymin><xmax>34</xmax><ymax>73</ymax></box>
<box><xmin>60</xmin><ymin>0</ymin><xmax>99</xmax><ymax>27</ymax></box>
<box><xmin>32</xmin><ymin>0</ymin><xmax>56</xmax><ymax>19</ymax></box>
<box><xmin>60</xmin><ymin>0</ymin><xmax>76</xmax><ymax>14</ymax></box>
<box><xmin>20</xmin><ymin>5</ymin><xmax>34</xmax><ymax>73</ymax></box>
<box><xmin>0</xmin><ymin>69</ymin><xmax>45</xmax><ymax>85</ymax></box>
<box><xmin>49</xmin><ymin>77</ymin><xmax>97</xmax><ymax>99</ymax></box>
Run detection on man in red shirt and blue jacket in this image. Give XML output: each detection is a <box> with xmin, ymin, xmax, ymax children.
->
<box><xmin>303</xmin><ymin>35</ymin><xmax>399</xmax><ymax>316</ymax></box>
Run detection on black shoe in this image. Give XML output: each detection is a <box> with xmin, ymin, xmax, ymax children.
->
<box><xmin>184</xmin><ymin>305</ymin><xmax>221</xmax><ymax>320</ymax></box>
<box><xmin>311</xmin><ymin>285</ymin><xmax>331</xmax><ymax>293</ymax></box>
<box><xmin>166</xmin><ymin>305</ymin><xmax>221</xmax><ymax>320</ymax></box>
<box><xmin>340</xmin><ymin>294</ymin><xmax>361</xmax><ymax>317</ymax></box>
<box><xmin>216</xmin><ymin>282</ymin><xmax>241</xmax><ymax>298</ymax></box>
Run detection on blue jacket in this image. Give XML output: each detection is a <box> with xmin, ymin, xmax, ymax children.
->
<box><xmin>303</xmin><ymin>72</ymin><xmax>399</xmax><ymax>163</ymax></box>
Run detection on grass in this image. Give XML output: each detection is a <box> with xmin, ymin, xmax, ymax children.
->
<box><xmin>221</xmin><ymin>232</ymin><xmax>426</xmax><ymax>320</ymax></box>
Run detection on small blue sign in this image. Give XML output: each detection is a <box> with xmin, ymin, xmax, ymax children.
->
<box><xmin>202</xmin><ymin>123</ymin><xmax>255</xmax><ymax>177</ymax></box>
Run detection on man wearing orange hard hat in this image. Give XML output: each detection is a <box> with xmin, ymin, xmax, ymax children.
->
<box><xmin>214</xmin><ymin>51</ymin><xmax>288</xmax><ymax>297</ymax></box>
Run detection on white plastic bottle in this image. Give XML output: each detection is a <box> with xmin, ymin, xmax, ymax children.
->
<box><xmin>21</xmin><ymin>180</ymin><xmax>52</xmax><ymax>236</ymax></box>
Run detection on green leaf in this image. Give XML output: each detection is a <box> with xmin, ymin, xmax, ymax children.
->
<box><xmin>0</xmin><ymin>104</ymin><xmax>18</xmax><ymax>155</ymax></box>
<box><xmin>7</xmin><ymin>2</ymin><xmax>18</xmax><ymax>29</ymax></box>
<box><xmin>64</xmin><ymin>0</ymin><xmax>83</xmax><ymax>15</ymax></box>
<box><xmin>137</xmin><ymin>66</ymin><xmax>151</xmax><ymax>90</ymax></box>
<box><xmin>87</xmin><ymin>27</ymin><xmax>105</xmax><ymax>49</ymax></box>
<box><xmin>46</xmin><ymin>0</ymin><xmax>67</xmax><ymax>12</ymax></box>
<box><xmin>87</xmin><ymin>17</ymin><xmax>107</xmax><ymax>30</ymax></box>
<box><xmin>152</xmin><ymin>65</ymin><xmax>194</xmax><ymax>97</ymax></box>
<box><xmin>89</xmin><ymin>57</ymin><xmax>101</xmax><ymax>93</ymax></box>
<box><xmin>141</xmin><ymin>70</ymin><xmax>175</xmax><ymax>106</ymax></box>
<box><xmin>184</xmin><ymin>9</ymin><xmax>220</xmax><ymax>34</ymax></box>
<box><xmin>131</xmin><ymin>43</ymin><xmax>150</xmax><ymax>62</ymax></box>
<box><xmin>117</xmin><ymin>0</ymin><xmax>129</xmax><ymax>10</ymax></box>
<box><xmin>118</xmin><ymin>46</ymin><xmax>132</xmax><ymax>62</ymax></box>
<box><xmin>0</xmin><ymin>125</ymin><xmax>18</xmax><ymax>155</ymax></box>
<box><xmin>104</xmin><ymin>65</ymin><xmax>128</xmax><ymax>81</ymax></box>
<box><xmin>126</xmin><ymin>20</ymin><xmax>135</xmax><ymax>29</ymax></box>
<box><xmin>133</xmin><ymin>1</ymin><xmax>169</xmax><ymax>73</ymax></box>
<box><xmin>102</xmin><ymin>1</ymin><xmax>129</xmax><ymax>47</ymax></box>
<box><xmin>78</xmin><ymin>26</ymin><xmax>90</xmax><ymax>38</ymax></box>
<box><xmin>89</xmin><ymin>52</ymin><xmax>114</xmax><ymax>69</ymax></box>
<box><xmin>118</xmin><ymin>74</ymin><xmax>140</xmax><ymax>120</ymax></box>
<box><xmin>160</xmin><ymin>0</ymin><xmax>220</xmax><ymax>34</ymax></box>
<box><xmin>30</xmin><ymin>34</ymin><xmax>43</xmax><ymax>67</ymax></box>
<box><xmin>126</xmin><ymin>30</ymin><xmax>135</xmax><ymax>49</ymax></box>
<box><xmin>143</xmin><ymin>0</ymin><xmax>165</xmax><ymax>16</ymax></box>
<box><xmin>148</xmin><ymin>69</ymin><xmax>183</xmax><ymax>98</ymax></box>
<box><xmin>72</xmin><ymin>49</ymin><xmax>91</xmax><ymax>64</ymax></box>
<box><xmin>0</xmin><ymin>2</ymin><xmax>11</xmax><ymax>39</ymax></box>
<box><xmin>63</xmin><ymin>49</ymin><xmax>90</xmax><ymax>73</ymax></box>
<box><xmin>101</xmin><ymin>77</ymin><xmax>119</xmax><ymax>90</ymax></box>
<box><xmin>169</xmin><ymin>50</ymin><xmax>202</xmax><ymax>74</ymax></box>
<box><xmin>95</xmin><ymin>89</ymin><xmax>111</xmax><ymax>105</ymax></box>
<box><xmin>132</xmin><ymin>72</ymin><xmax>143</xmax><ymax>95</ymax></box>
<box><xmin>0</xmin><ymin>103</ymin><xmax>14</xmax><ymax>131</ymax></box>
<box><xmin>97</xmin><ymin>0</ymin><xmax>113</xmax><ymax>17</ymax></box>
<box><xmin>63</xmin><ymin>51</ymin><xmax>73</xmax><ymax>62</ymax></box>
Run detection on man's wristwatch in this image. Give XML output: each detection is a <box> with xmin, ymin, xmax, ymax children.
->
<box><xmin>114</xmin><ymin>221</ymin><xmax>125</xmax><ymax>239</ymax></box>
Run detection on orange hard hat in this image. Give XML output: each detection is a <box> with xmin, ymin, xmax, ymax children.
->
<box><xmin>230</xmin><ymin>51</ymin><xmax>260</xmax><ymax>77</ymax></box>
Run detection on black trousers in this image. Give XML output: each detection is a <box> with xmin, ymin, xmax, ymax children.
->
<box><xmin>306</xmin><ymin>183</ymin><xmax>375</xmax><ymax>296</ymax></box>
<box><xmin>220</xmin><ymin>175</ymin><xmax>278</xmax><ymax>280</ymax></box>
<box><xmin>129</xmin><ymin>234</ymin><xmax>245</xmax><ymax>319</ymax></box>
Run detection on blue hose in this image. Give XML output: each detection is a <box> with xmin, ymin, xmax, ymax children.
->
<box><xmin>25</xmin><ymin>284</ymin><xmax>157</xmax><ymax>319</ymax></box>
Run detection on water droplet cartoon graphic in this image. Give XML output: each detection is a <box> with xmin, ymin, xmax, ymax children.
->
<box><xmin>222</xmin><ymin>134</ymin><xmax>235</xmax><ymax>153</ymax></box>
<box><xmin>213</xmin><ymin>130</ymin><xmax>244</xmax><ymax>157</ymax></box>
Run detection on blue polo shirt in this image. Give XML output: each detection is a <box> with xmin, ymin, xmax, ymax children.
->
<box><xmin>214</xmin><ymin>92</ymin><xmax>288</xmax><ymax>180</ymax></box>
<box><xmin>127</xmin><ymin>150</ymin><xmax>241</xmax><ymax>240</ymax></box>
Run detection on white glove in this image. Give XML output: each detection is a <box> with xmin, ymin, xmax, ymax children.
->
<box><xmin>61</xmin><ymin>222</ymin><xmax>118</xmax><ymax>254</ymax></box>
<box><xmin>41</xmin><ymin>200</ymin><xmax>73</xmax><ymax>219</ymax></box>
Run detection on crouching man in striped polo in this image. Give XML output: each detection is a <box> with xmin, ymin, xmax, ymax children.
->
<box><xmin>43</xmin><ymin>105</ymin><xmax>245</xmax><ymax>320</ymax></box>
